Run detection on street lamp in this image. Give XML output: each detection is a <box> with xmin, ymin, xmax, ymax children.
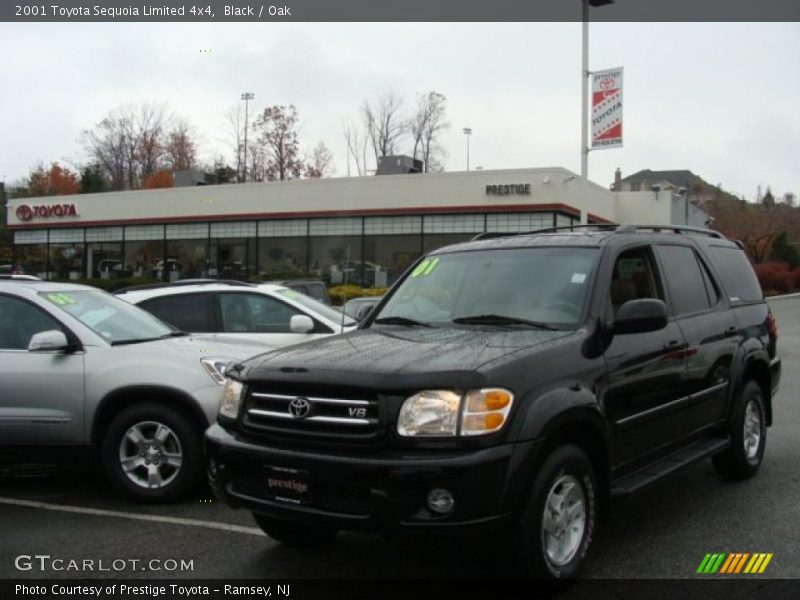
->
<box><xmin>463</xmin><ymin>127</ymin><xmax>472</xmax><ymax>171</ymax></box>
<box><xmin>241</xmin><ymin>92</ymin><xmax>255</xmax><ymax>182</ymax></box>
<box><xmin>580</xmin><ymin>0</ymin><xmax>614</xmax><ymax>224</ymax></box>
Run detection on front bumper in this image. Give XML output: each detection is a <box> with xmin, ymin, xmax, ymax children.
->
<box><xmin>205</xmin><ymin>424</ymin><xmax>543</xmax><ymax>534</ymax></box>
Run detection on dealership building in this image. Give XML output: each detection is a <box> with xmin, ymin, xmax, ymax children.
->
<box><xmin>6</xmin><ymin>166</ymin><xmax>705</xmax><ymax>287</ymax></box>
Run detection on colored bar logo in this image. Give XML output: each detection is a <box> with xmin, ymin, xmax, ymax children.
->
<box><xmin>697</xmin><ymin>553</ymin><xmax>773</xmax><ymax>574</ymax></box>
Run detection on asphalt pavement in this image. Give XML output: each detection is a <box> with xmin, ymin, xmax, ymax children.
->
<box><xmin>1</xmin><ymin>297</ymin><xmax>798</xmax><ymax>582</ymax></box>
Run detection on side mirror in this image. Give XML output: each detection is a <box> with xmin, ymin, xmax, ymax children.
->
<box><xmin>28</xmin><ymin>329</ymin><xmax>70</xmax><ymax>352</ymax></box>
<box><xmin>613</xmin><ymin>299</ymin><xmax>668</xmax><ymax>335</ymax></box>
<box><xmin>289</xmin><ymin>314</ymin><xmax>315</xmax><ymax>334</ymax></box>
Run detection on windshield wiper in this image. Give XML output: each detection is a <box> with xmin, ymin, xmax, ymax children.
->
<box><xmin>111</xmin><ymin>331</ymin><xmax>189</xmax><ymax>346</ymax></box>
<box><xmin>373</xmin><ymin>316</ymin><xmax>432</xmax><ymax>328</ymax></box>
<box><xmin>452</xmin><ymin>314</ymin><xmax>560</xmax><ymax>330</ymax></box>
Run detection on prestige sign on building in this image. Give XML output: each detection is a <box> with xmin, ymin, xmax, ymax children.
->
<box><xmin>591</xmin><ymin>67</ymin><xmax>623</xmax><ymax>149</ymax></box>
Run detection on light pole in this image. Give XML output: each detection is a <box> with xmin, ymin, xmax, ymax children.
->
<box><xmin>463</xmin><ymin>127</ymin><xmax>472</xmax><ymax>171</ymax></box>
<box><xmin>241</xmin><ymin>92</ymin><xmax>254</xmax><ymax>182</ymax></box>
<box><xmin>580</xmin><ymin>0</ymin><xmax>614</xmax><ymax>224</ymax></box>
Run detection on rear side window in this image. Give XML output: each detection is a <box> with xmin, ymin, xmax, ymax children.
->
<box><xmin>139</xmin><ymin>293</ymin><xmax>215</xmax><ymax>332</ymax></box>
<box><xmin>655</xmin><ymin>245</ymin><xmax>712</xmax><ymax>316</ymax></box>
<box><xmin>705</xmin><ymin>245</ymin><xmax>763</xmax><ymax>303</ymax></box>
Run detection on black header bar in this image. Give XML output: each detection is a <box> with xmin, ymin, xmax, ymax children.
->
<box><xmin>3</xmin><ymin>0</ymin><xmax>800</xmax><ymax>23</ymax></box>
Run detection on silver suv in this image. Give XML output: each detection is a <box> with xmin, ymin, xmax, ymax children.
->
<box><xmin>0</xmin><ymin>281</ymin><xmax>266</xmax><ymax>501</ymax></box>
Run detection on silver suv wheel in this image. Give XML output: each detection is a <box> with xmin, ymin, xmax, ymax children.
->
<box><xmin>119</xmin><ymin>421</ymin><xmax>183</xmax><ymax>489</ymax></box>
<box><xmin>743</xmin><ymin>399</ymin><xmax>762</xmax><ymax>462</ymax></box>
<box><xmin>542</xmin><ymin>474</ymin><xmax>586</xmax><ymax>567</ymax></box>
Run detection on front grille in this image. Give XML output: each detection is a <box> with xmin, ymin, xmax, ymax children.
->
<box><xmin>242</xmin><ymin>385</ymin><xmax>382</xmax><ymax>441</ymax></box>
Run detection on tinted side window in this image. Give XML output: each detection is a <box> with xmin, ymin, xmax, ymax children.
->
<box><xmin>610</xmin><ymin>247</ymin><xmax>664</xmax><ymax>315</ymax></box>
<box><xmin>0</xmin><ymin>295</ymin><xmax>65</xmax><ymax>350</ymax></box>
<box><xmin>220</xmin><ymin>293</ymin><xmax>302</xmax><ymax>333</ymax></box>
<box><xmin>140</xmin><ymin>293</ymin><xmax>215</xmax><ymax>332</ymax></box>
<box><xmin>698</xmin><ymin>256</ymin><xmax>720</xmax><ymax>305</ymax></box>
<box><xmin>655</xmin><ymin>245</ymin><xmax>711</xmax><ymax>315</ymax></box>
<box><xmin>705</xmin><ymin>245</ymin><xmax>763</xmax><ymax>303</ymax></box>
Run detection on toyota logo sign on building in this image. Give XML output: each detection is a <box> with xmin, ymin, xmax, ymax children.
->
<box><xmin>15</xmin><ymin>205</ymin><xmax>33</xmax><ymax>222</ymax></box>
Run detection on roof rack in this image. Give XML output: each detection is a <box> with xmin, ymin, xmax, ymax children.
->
<box><xmin>615</xmin><ymin>224</ymin><xmax>723</xmax><ymax>238</ymax></box>
<box><xmin>471</xmin><ymin>224</ymin><xmax>619</xmax><ymax>241</ymax></box>
<box><xmin>113</xmin><ymin>278</ymin><xmax>254</xmax><ymax>295</ymax></box>
<box><xmin>471</xmin><ymin>223</ymin><xmax>725</xmax><ymax>242</ymax></box>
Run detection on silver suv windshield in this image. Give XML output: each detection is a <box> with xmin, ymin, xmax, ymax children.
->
<box><xmin>375</xmin><ymin>247</ymin><xmax>597</xmax><ymax>330</ymax></box>
<box><xmin>40</xmin><ymin>289</ymin><xmax>178</xmax><ymax>345</ymax></box>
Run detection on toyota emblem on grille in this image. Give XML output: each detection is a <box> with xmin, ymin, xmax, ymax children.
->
<box><xmin>288</xmin><ymin>397</ymin><xmax>311</xmax><ymax>419</ymax></box>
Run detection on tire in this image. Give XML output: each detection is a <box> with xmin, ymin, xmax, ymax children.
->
<box><xmin>712</xmin><ymin>381</ymin><xmax>767</xmax><ymax>480</ymax></box>
<box><xmin>512</xmin><ymin>445</ymin><xmax>598</xmax><ymax>579</ymax></box>
<box><xmin>252</xmin><ymin>513</ymin><xmax>337</xmax><ymax>546</ymax></box>
<box><xmin>101</xmin><ymin>403</ymin><xmax>203</xmax><ymax>502</ymax></box>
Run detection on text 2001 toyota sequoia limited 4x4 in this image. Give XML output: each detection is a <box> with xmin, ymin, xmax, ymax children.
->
<box><xmin>206</xmin><ymin>225</ymin><xmax>781</xmax><ymax>578</ymax></box>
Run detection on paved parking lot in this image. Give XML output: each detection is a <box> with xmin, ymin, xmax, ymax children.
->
<box><xmin>1</xmin><ymin>297</ymin><xmax>798</xmax><ymax>581</ymax></box>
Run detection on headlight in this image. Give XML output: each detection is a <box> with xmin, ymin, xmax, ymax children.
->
<box><xmin>219</xmin><ymin>379</ymin><xmax>244</xmax><ymax>419</ymax></box>
<box><xmin>397</xmin><ymin>390</ymin><xmax>461</xmax><ymax>437</ymax></box>
<box><xmin>201</xmin><ymin>358</ymin><xmax>230</xmax><ymax>385</ymax></box>
<box><xmin>397</xmin><ymin>388</ymin><xmax>513</xmax><ymax>437</ymax></box>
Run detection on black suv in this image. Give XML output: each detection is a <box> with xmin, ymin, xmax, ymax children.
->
<box><xmin>206</xmin><ymin>225</ymin><xmax>781</xmax><ymax>578</ymax></box>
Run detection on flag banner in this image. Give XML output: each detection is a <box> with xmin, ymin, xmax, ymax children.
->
<box><xmin>591</xmin><ymin>67</ymin><xmax>623</xmax><ymax>149</ymax></box>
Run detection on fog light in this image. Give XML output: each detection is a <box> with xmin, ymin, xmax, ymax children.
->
<box><xmin>427</xmin><ymin>488</ymin><xmax>455</xmax><ymax>515</ymax></box>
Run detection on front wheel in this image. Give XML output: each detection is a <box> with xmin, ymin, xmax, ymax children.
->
<box><xmin>712</xmin><ymin>380</ymin><xmax>767</xmax><ymax>480</ymax></box>
<box><xmin>512</xmin><ymin>445</ymin><xmax>598</xmax><ymax>579</ymax></box>
<box><xmin>252</xmin><ymin>514</ymin><xmax>337</xmax><ymax>546</ymax></box>
<box><xmin>101</xmin><ymin>403</ymin><xmax>203</xmax><ymax>502</ymax></box>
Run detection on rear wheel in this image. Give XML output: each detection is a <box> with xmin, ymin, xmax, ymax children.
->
<box><xmin>101</xmin><ymin>403</ymin><xmax>203</xmax><ymax>502</ymax></box>
<box><xmin>512</xmin><ymin>445</ymin><xmax>598</xmax><ymax>578</ymax></box>
<box><xmin>252</xmin><ymin>514</ymin><xmax>337</xmax><ymax>546</ymax></box>
<box><xmin>712</xmin><ymin>380</ymin><xmax>767</xmax><ymax>479</ymax></box>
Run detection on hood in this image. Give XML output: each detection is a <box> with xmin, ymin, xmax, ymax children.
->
<box><xmin>241</xmin><ymin>325</ymin><xmax>571</xmax><ymax>391</ymax></box>
<box><xmin>142</xmin><ymin>334</ymin><xmax>269</xmax><ymax>362</ymax></box>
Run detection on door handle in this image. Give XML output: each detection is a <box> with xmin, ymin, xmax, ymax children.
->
<box><xmin>724</xmin><ymin>326</ymin><xmax>738</xmax><ymax>337</ymax></box>
<box><xmin>663</xmin><ymin>340</ymin><xmax>681</xmax><ymax>350</ymax></box>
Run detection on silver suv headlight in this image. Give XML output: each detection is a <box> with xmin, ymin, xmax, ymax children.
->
<box><xmin>219</xmin><ymin>379</ymin><xmax>244</xmax><ymax>419</ymax></box>
<box><xmin>201</xmin><ymin>358</ymin><xmax>230</xmax><ymax>385</ymax></box>
<box><xmin>397</xmin><ymin>388</ymin><xmax>513</xmax><ymax>437</ymax></box>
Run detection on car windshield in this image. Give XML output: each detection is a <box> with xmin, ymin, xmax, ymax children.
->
<box><xmin>40</xmin><ymin>289</ymin><xmax>176</xmax><ymax>344</ymax></box>
<box><xmin>375</xmin><ymin>247</ymin><xmax>598</xmax><ymax>330</ymax></box>
<box><xmin>275</xmin><ymin>288</ymin><xmax>356</xmax><ymax>326</ymax></box>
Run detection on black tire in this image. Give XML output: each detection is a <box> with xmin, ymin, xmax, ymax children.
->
<box><xmin>252</xmin><ymin>514</ymin><xmax>337</xmax><ymax>546</ymax></box>
<box><xmin>101</xmin><ymin>402</ymin><xmax>203</xmax><ymax>502</ymax></box>
<box><xmin>512</xmin><ymin>445</ymin><xmax>598</xmax><ymax>579</ymax></box>
<box><xmin>712</xmin><ymin>381</ymin><xmax>767</xmax><ymax>480</ymax></box>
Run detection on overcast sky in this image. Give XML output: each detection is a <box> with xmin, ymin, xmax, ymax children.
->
<box><xmin>0</xmin><ymin>22</ymin><xmax>798</xmax><ymax>200</ymax></box>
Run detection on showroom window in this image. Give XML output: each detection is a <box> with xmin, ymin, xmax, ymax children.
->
<box><xmin>258</xmin><ymin>220</ymin><xmax>309</xmax><ymax>278</ymax></box>
<box><xmin>309</xmin><ymin>218</ymin><xmax>362</xmax><ymax>286</ymax></box>
<box><xmin>208</xmin><ymin>223</ymin><xmax>256</xmax><ymax>280</ymax></box>
<box><xmin>486</xmin><ymin>212</ymin><xmax>552</xmax><ymax>233</ymax></box>
<box><xmin>422</xmin><ymin>214</ymin><xmax>483</xmax><ymax>253</ymax></box>
<box><xmin>13</xmin><ymin>230</ymin><xmax>48</xmax><ymax>278</ymax></box>
<box><xmin>363</xmin><ymin>216</ymin><xmax>422</xmax><ymax>287</ymax></box>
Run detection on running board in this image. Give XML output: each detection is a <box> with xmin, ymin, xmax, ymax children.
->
<box><xmin>610</xmin><ymin>436</ymin><xmax>730</xmax><ymax>497</ymax></box>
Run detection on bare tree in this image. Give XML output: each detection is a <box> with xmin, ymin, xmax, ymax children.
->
<box><xmin>165</xmin><ymin>118</ymin><xmax>197</xmax><ymax>171</ymax></box>
<box><xmin>362</xmin><ymin>93</ymin><xmax>406</xmax><ymax>167</ymax></box>
<box><xmin>343</xmin><ymin>117</ymin><xmax>369</xmax><ymax>176</ymax></box>
<box><xmin>252</xmin><ymin>105</ymin><xmax>304</xmax><ymax>181</ymax></box>
<box><xmin>83</xmin><ymin>103</ymin><xmax>173</xmax><ymax>191</ymax></box>
<box><xmin>225</xmin><ymin>104</ymin><xmax>245</xmax><ymax>181</ymax></box>
<box><xmin>409</xmin><ymin>91</ymin><xmax>449</xmax><ymax>173</ymax></box>
<box><xmin>305</xmin><ymin>142</ymin><xmax>335</xmax><ymax>178</ymax></box>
